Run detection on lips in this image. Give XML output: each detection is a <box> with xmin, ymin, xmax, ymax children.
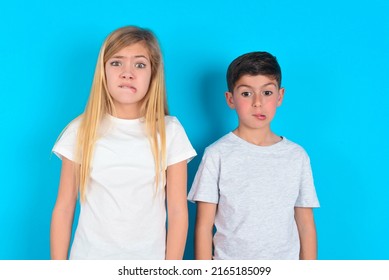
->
<box><xmin>253</xmin><ymin>113</ymin><xmax>266</xmax><ymax>120</ymax></box>
<box><xmin>119</xmin><ymin>84</ymin><xmax>136</xmax><ymax>93</ymax></box>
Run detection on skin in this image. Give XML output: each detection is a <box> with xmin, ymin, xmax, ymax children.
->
<box><xmin>165</xmin><ymin>160</ymin><xmax>189</xmax><ymax>259</ymax></box>
<box><xmin>51</xmin><ymin>42</ymin><xmax>188</xmax><ymax>260</ymax></box>
<box><xmin>105</xmin><ymin>42</ymin><xmax>152</xmax><ymax>119</ymax></box>
<box><xmin>194</xmin><ymin>202</ymin><xmax>216</xmax><ymax>260</ymax></box>
<box><xmin>295</xmin><ymin>207</ymin><xmax>317</xmax><ymax>259</ymax></box>
<box><xmin>50</xmin><ymin>157</ymin><xmax>77</xmax><ymax>259</ymax></box>
<box><xmin>225</xmin><ymin>74</ymin><xmax>284</xmax><ymax>146</ymax></box>
<box><xmin>195</xmin><ymin>74</ymin><xmax>317</xmax><ymax>259</ymax></box>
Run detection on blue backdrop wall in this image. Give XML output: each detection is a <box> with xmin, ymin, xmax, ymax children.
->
<box><xmin>1</xmin><ymin>0</ymin><xmax>388</xmax><ymax>259</ymax></box>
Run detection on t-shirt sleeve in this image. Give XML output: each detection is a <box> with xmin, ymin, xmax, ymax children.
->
<box><xmin>52</xmin><ymin>119</ymin><xmax>80</xmax><ymax>162</ymax></box>
<box><xmin>166</xmin><ymin>117</ymin><xmax>197</xmax><ymax>166</ymax></box>
<box><xmin>295</xmin><ymin>151</ymin><xmax>320</xmax><ymax>208</ymax></box>
<box><xmin>187</xmin><ymin>147</ymin><xmax>219</xmax><ymax>204</ymax></box>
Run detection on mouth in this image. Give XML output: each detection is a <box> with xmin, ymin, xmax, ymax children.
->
<box><xmin>119</xmin><ymin>84</ymin><xmax>136</xmax><ymax>93</ymax></box>
<box><xmin>253</xmin><ymin>113</ymin><xmax>266</xmax><ymax>120</ymax></box>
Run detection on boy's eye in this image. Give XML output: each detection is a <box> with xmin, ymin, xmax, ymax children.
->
<box><xmin>110</xmin><ymin>61</ymin><xmax>121</xmax><ymax>67</ymax></box>
<box><xmin>241</xmin><ymin>91</ymin><xmax>252</xmax><ymax>97</ymax></box>
<box><xmin>263</xmin><ymin>91</ymin><xmax>273</xmax><ymax>96</ymax></box>
<box><xmin>135</xmin><ymin>63</ymin><xmax>146</xmax><ymax>68</ymax></box>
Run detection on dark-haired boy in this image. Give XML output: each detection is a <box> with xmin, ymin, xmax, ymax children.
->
<box><xmin>188</xmin><ymin>52</ymin><xmax>320</xmax><ymax>260</ymax></box>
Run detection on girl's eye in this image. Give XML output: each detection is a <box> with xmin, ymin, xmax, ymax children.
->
<box><xmin>241</xmin><ymin>91</ymin><xmax>252</xmax><ymax>97</ymax></box>
<box><xmin>263</xmin><ymin>91</ymin><xmax>273</xmax><ymax>96</ymax></box>
<box><xmin>135</xmin><ymin>63</ymin><xmax>146</xmax><ymax>68</ymax></box>
<box><xmin>110</xmin><ymin>61</ymin><xmax>121</xmax><ymax>67</ymax></box>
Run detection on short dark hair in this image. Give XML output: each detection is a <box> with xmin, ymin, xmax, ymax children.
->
<box><xmin>226</xmin><ymin>51</ymin><xmax>282</xmax><ymax>92</ymax></box>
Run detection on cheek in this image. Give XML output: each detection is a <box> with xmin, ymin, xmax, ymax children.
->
<box><xmin>147</xmin><ymin>70</ymin><xmax>152</xmax><ymax>82</ymax></box>
<box><xmin>105</xmin><ymin>73</ymin><xmax>114</xmax><ymax>90</ymax></box>
<box><xmin>146</xmin><ymin>73</ymin><xmax>152</xmax><ymax>86</ymax></box>
<box><xmin>267</xmin><ymin>101</ymin><xmax>279</xmax><ymax>113</ymax></box>
<box><xmin>105</xmin><ymin>70</ymin><xmax>110</xmax><ymax>80</ymax></box>
<box><xmin>235</xmin><ymin>98</ymin><xmax>250</xmax><ymax>109</ymax></box>
<box><xmin>105</xmin><ymin>67</ymin><xmax>119</xmax><ymax>86</ymax></box>
<box><xmin>264</xmin><ymin>97</ymin><xmax>278</xmax><ymax>106</ymax></box>
<box><xmin>142</xmin><ymin>72</ymin><xmax>152</xmax><ymax>89</ymax></box>
<box><xmin>105</xmin><ymin>76</ymin><xmax>119</xmax><ymax>98</ymax></box>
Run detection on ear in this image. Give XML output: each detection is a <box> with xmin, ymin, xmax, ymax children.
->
<box><xmin>225</xmin><ymin>91</ymin><xmax>235</xmax><ymax>109</ymax></box>
<box><xmin>277</xmin><ymin>87</ymin><xmax>285</xmax><ymax>107</ymax></box>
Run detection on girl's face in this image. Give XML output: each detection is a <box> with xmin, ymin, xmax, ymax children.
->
<box><xmin>105</xmin><ymin>42</ymin><xmax>152</xmax><ymax>119</ymax></box>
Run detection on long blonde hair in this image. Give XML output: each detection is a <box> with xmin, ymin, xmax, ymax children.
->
<box><xmin>76</xmin><ymin>26</ymin><xmax>168</xmax><ymax>201</ymax></box>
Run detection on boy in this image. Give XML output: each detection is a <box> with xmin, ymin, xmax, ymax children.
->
<box><xmin>188</xmin><ymin>52</ymin><xmax>320</xmax><ymax>260</ymax></box>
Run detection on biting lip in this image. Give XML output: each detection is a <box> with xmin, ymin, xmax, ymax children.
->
<box><xmin>119</xmin><ymin>84</ymin><xmax>136</xmax><ymax>92</ymax></box>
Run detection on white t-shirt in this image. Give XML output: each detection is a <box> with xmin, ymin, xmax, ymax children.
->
<box><xmin>53</xmin><ymin>115</ymin><xmax>196</xmax><ymax>259</ymax></box>
<box><xmin>188</xmin><ymin>133</ymin><xmax>319</xmax><ymax>260</ymax></box>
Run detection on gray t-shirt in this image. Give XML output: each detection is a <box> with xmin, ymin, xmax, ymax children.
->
<box><xmin>188</xmin><ymin>132</ymin><xmax>320</xmax><ymax>260</ymax></box>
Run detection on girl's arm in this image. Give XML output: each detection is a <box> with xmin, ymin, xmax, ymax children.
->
<box><xmin>50</xmin><ymin>157</ymin><xmax>78</xmax><ymax>259</ymax></box>
<box><xmin>165</xmin><ymin>160</ymin><xmax>189</xmax><ymax>260</ymax></box>
<box><xmin>294</xmin><ymin>207</ymin><xmax>317</xmax><ymax>260</ymax></box>
<box><xmin>195</xmin><ymin>201</ymin><xmax>216</xmax><ymax>260</ymax></box>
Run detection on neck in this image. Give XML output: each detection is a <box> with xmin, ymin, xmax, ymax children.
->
<box><xmin>112</xmin><ymin>104</ymin><xmax>142</xmax><ymax>119</ymax></box>
<box><xmin>233</xmin><ymin>126</ymin><xmax>281</xmax><ymax>146</ymax></box>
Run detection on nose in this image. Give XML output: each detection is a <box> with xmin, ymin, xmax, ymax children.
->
<box><xmin>120</xmin><ymin>66</ymin><xmax>135</xmax><ymax>79</ymax></box>
<box><xmin>252</xmin><ymin>93</ymin><xmax>262</xmax><ymax>107</ymax></box>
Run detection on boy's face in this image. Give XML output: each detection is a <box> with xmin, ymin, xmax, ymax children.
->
<box><xmin>225</xmin><ymin>74</ymin><xmax>284</xmax><ymax>131</ymax></box>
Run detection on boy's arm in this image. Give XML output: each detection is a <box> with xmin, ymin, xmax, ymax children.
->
<box><xmin>50</xmin><ymin>157</ymin><xmax>78</xmax><ymax>259</ymax></box>
<box><xmin>165</xmin><ymin>160</ymin><xmax>189</xmax><ymax>260</ymax></box>
<box><xmin>294</xmin><ymin>207</ymin><xmax>317</xmax><ymax>260</ymax></box>
<box><xmin>195</xmin><ymin>201</ymin><xmax>217</xmax><ymax>260</ymax></box>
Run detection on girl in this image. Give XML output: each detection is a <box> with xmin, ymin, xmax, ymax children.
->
<box><xmin>50</xmin><ymin>26</ymin><xmax>196</xmax><ymax>260</ymax></box>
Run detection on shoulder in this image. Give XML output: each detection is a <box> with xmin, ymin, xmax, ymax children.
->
<box><xmin>53</xmin><ymin>115</ymin><xmax>83</xmax><ymax>161</ymax></box>
<box><xmin>204</xmin><ymin>133</ymin><xmax>236</xmax><ymax>156</ymax></box>
<box><xmin>163</xmin><ymin>115</ymin><xmax>191</xmax><ymax>143</ymax></box>
<box><xmin>163</xmin><ymin>116</ymin><xmax>197</xmax><ymax>164</ymax></box>
<box><xmin>281</xmin><ymin>137</ymin><xmax>310</xmax><ymax>159</ymax></box>
<box><xmin>164</xmin><ymin>115</ymin><xmax>190</xmax><ymax>138</ymax></box>
<box><xmin>164</xmin><ymin>115</ymin><xmax>188</xmax><ymax>130</ymax></box>
<box><xmin>164</xmin><ymin>115</ymin><xmax>181</xmax><ymax>127</ymax></box>
<box><xmin>164</xmin><ymin>115</ymin><xmax>184</xmax><ymax>136</ymax></box>
<box><xmin>54</xmin><ymin>115</ymin><xmax>83</xmax><ymax>141</ymax></box>
<box><xmin>62</xmin><ymin>115</ymin><xmax>83</xmax><ymax>133</ymax></box>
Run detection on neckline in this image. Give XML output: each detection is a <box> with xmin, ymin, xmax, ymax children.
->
<box><xmin>106</xmin><ymin>114</ymin><xmax>144</xmax><ymax>125</ymax></box>
<box><xmin>228</xmin><ymin>132</ymin><xmax>286</xmax><ymax>151</ymax></box>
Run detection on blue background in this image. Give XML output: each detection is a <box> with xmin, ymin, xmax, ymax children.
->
<box><xmin>1</xmin><ymin>0</ymin><xmax>388</xmax><ymax>260</ymax></box>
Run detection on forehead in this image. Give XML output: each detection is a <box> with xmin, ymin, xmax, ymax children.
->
<box><xmin>235</xmin><ymin>74</ymin><xmax>279</xmax><ymax>90</ymax></box>
<box><xmin>111</xmin><ymin>42</ymin><xmax>150</xmax><ymax>60</ymax></box>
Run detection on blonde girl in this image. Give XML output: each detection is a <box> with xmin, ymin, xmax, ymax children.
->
<box><xmin>50</xmin><ymin>26</ymin><xmax>196</xmax><ymax>259</ymax></box>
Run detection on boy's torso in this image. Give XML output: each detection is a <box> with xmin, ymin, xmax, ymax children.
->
<box><xmin>208</xmin><ymin>133</ymin><xmax>311</xmax><ymax>259</ymax></box>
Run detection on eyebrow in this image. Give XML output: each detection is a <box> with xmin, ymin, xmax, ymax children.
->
<box><xmin>236</xmin><ymin>82</ymin><xmax>277</xmax><ymax>89</ymax></box>
<box><xmin>110</xmin><ymin>55</ymin><xmax>149</xmax><ymax>60</ymax></box>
